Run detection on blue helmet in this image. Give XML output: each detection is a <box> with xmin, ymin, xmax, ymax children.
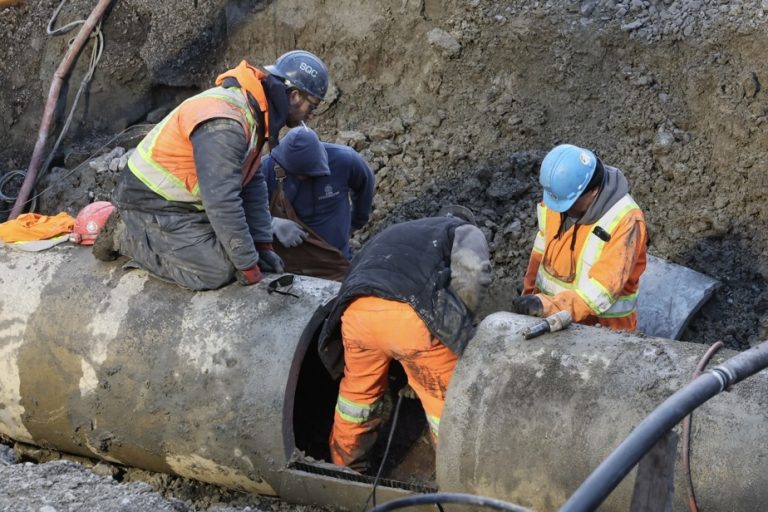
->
<box><xmin>539</xmin><ymin>144</ymin><xmax>597</xmax><ymax>212</ymax></box>
<box><xmin>265</xmin><ymin>50</ymin><xmax>329</xmax><ymax>100</ymax></box>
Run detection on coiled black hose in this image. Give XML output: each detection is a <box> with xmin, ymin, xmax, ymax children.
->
<box><xmin>368</xmin><ymin>492</ymin><xmax>531</xmax><ymax>512</ymax></box>
<box><xmin>559</xmin><ymin>340</ymin><xmax>768</xmax><ymax>512</ymax></box>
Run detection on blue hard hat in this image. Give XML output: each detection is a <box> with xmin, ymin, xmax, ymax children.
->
<box><xmin>539</xmin><ymin>144</ymin><xmax>597</xmax><ymax>212</ymax></box>
<box><xmin>265</xmin><ymin>50</ymin><xmax>329</xmax><ymax>100</ymax></box>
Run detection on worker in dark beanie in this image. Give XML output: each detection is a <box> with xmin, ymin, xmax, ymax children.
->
<box><xmin>261</xmin><ymin>125</ymin><xmax>375</xmax><ymax>281</ymax></box>
<box><xmin>514</xmin><ymin>144</ymin><xmax>648</xmax><ymax>331</ymax></box>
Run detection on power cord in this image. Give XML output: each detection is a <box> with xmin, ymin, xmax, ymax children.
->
<box><xmin>361</xmin><ymin>393</ymin><xmax>403</xmax><ymax>511</ymax></box>
<box><xmin>368</xmin><ymin>492</ymin><xmax>530</xmax><ymax>512</ymax></box>
<box><xmin>0</xmin><ymin>124</ymin><xmax>151</xmax><ymax>217</ymax></box>
<box><xmin>682</xmin><ymin>340</ymin><xmax>724</xmax><ymax>512</ymax></box>
<box><xmin>361</xmin><ymin>389</ymin><xmax>446</xmax><ymax>512</ymax></box>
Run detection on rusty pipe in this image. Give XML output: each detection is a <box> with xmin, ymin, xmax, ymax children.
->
<box><xmin>9</xmin><ymin>0</ymin><xmax>113</xmax><ymax>220</ymax></box>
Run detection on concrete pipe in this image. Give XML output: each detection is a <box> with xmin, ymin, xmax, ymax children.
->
<box><xmin>3</xmin><ymin>245</ymin><xmax>768</xmax><ymax>511</ymax></box>
<box><xmin>0</xmin><ymin>245</ymin><xmax>426</xmax><ymax>508</ymax></box>
<box><xmin>438</xmin><ymin>312</ymin><xmax>768</xmax><ymax>511</ymax></box>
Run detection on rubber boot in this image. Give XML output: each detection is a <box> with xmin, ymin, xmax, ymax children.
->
<box><xmin>92</xmin><ymin>208</ymin><xmax>124</xmax><ymax>261</ymax></box>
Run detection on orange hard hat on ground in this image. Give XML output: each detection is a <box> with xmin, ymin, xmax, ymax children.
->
<box><xmin>71</xmin><ymin>201</ymin><xmax>115</xmax><ymax>245</ymax></box>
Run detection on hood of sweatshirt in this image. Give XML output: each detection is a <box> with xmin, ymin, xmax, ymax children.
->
<box><xmin>578</xmin><ymin>165</ymin><xmax>629</xmax><ymax>225</ymax></box>
<box><xmin>269</xmin><ymin>125</ymin><xmax>330</xmax><ymax>177</ymax></box>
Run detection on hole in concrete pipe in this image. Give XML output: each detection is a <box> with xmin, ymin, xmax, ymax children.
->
<box><xmin>291</xmin><ymin>338</ymin><xmax>437</xmax><ymax>486</ymax></box>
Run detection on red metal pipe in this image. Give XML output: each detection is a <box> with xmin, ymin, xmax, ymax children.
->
<box><xmin>9</xmin><ymin>0</ymin><xmax>113</xmax><ymax>220</ymax></box>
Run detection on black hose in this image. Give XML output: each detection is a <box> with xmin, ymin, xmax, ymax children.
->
<box><xmin>365</xmin><ymin>393</ymin><xmax>403</xmax><ymax>509</ymax></box>
<box><xmin>560</xmin><ymin>340</ymin><xmax>768</xmax><ymax>512</ymax></box>
<box><xmin>368</xmin><ymin>492</ymin><xmax>531</xmax><ymax>512</ymax></box>
<box><xmin>682</xmin><ymin>341</ymin><xmax>724</xmax><ymax>512</ymax></box>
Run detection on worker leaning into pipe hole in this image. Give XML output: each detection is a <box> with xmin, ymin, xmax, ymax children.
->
<box><xmin>92</xmin><ymin>50</ymin><xmax>329</xmax><ymax>290</ymax></box>
<box><xmin>260</xmin><ymin>125</ymin><xmax>375</xmax><ymax>282</ymax></box>
<box><xmin>316</xmin><ymin>207</ymin><xmax>493</xmax><ymax>472</ymax></box>
<box><xmin>512</xmin><ymin>144</ymin><xmax>648</xmax><ymax>331</ymax></box>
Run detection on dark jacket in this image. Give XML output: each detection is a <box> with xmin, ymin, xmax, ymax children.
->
<box><xmin>317</xmin><ymin>217</ymin><xmax>479</xmax><ymax>379</ymax></box>
<box><xmin>261</xmin><ymin>142</ymin><xmax>374</xmax><ymax>259</ymax></box>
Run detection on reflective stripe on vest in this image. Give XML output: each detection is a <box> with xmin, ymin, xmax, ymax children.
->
<box><xmin>335</xmin><ymin>394</ymin><xmax>383</xmax><ymax>424</ymax></box>
<box><xmin>535</xmin><ymin>195</ymin><xmax>640</xmax><ymax>317</ymax></box>
<box><xmin>426</xmin><ymin>413</ymin><xmax>440</xmax><ymax>438</ymax></box>
<box><xmin>128</xmin><ymin>87</ymin><xmax>259</xmax><ymax>207</ymax></box>
<box><xmin>532</xmin><ymin>203</ymin><xmax>547</xmax><ymax>254</ymax></box>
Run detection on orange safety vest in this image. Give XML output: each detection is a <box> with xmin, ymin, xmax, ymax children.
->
<box><xmin>126</xmin><ymin>61</ymin><xmax>270</xmax><ymax>209</ymax></box>
<box><xmin>523</xmin><ymin>194</ymin><xmax>647</xmax><ymax>331</ymax></box>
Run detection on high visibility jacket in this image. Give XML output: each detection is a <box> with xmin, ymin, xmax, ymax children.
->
<box><xmin>127</xmin><ymin>61</ymin><xmax>269</xmax><ymax>209</ymax></box>
<box><xmin>523</xmin><ymin>194</ymin><xmax>647</xmax><ymax>331</ymax></box>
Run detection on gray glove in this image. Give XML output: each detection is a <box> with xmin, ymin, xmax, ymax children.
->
<box><xmin>272</xmin><ymin>217</ymin><xmax>308</xmax><ymax>247</ymax></box>
<box><xmin>89</xmin><ymin>147</ymin><xmax>134</xmax><ymax>173</ymax></box>
<box><xmin>258</xmin><ymin>249</ymin><xmax>285</xmax><ymax>274</ymax></box>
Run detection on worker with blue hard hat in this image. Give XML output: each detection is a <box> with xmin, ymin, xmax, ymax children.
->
<box><xmin>512</xmin><ymin>144</ymin><xmax>648</xmax><ymax>331</ymax></box>
<box><xmin>93</xmin><ymin>50</ymin><xmax>330</xmax><ymax>290</ymax></box>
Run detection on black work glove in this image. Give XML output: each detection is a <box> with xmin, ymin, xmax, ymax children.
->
<box><xmin>510</xmin><ymin>295</ymin><xmax>544</xmax><ymax>317</ymax></box>
<box><xmin>256</xmin><ymin>244</ymin><xmax>285</xmax><ymax>274</ymax></box>
<box><xmin>235</xmin><ymin>264</ymin><xmax>262</xmax><ymax>286</ymax></box>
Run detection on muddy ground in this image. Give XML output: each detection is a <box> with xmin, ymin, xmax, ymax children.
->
<box><xmin>1</xmin><ymin>0</ymin><xmax>768</xmax><ymax>510</ymax></box>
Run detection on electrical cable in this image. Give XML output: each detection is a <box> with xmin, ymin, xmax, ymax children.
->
<box><xmin>361</xmin><ymin>393</ymin><xmax>403</xmax><ymax>511</ymax></box>
<box><xmin>682</xmin><ymin>341</ymin><xmax>724</xmax><ymax>512</ymax></box>
<box><xmin>34</xmin><ymin>0</ymin><xmax>105</xmax><ymax>191</ymax></box>
<box><xmin>560</xmin><ymin>339</ymin><xmax>768</xmax><ymax>512</ymax></box>
<box><xmin>0</xmin><ymin>170</ymin><xmax>37</xmax><ymax>218</ymax></box>
<box><xmin>0</xmin><ymin>125</ymin><xmax>151</xmax><ymax>217</ymax></box>
<box><xmin>368</xmin><ymin>492</ymin><xmax>531</xmax><ymax>512</ymax></box>
<box><xmin>34</xmin><ymin>21</ymin><xmax>104</xmax><ymax>190</ymax></box>
<box><xmin>47</xmin><ymin>0</ymin><xmax>87</xmax><ymax>35</ymax></box>
<box><xmin>9</xmin><ymin>0</ymin><xmax>106</xmax><ymax>215</ymax></box>
<box><xmin>0</xmin><ymin>170</ymin><xmax>27</xmax><ymax>203</ymax></box>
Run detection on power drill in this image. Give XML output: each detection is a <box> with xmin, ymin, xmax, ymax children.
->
<box><xmin>522</xmin><ymin>310</ymin><xmax>573</xmax><ymax>340</ymax></box>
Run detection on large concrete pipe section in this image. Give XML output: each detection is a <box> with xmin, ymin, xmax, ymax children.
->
<box><xmin>3</xmin><ymin>245</ymin><xmax>768</xmax><ymax>511</ymax></box>
<box><xmin>438</xmin><ymin>312</ymin><xmax>768</xmax><ymax>511</ymax></box>
<box><xmin>0</xmin><ymin>245</ymin><xmax>422</xmax><ymax>508</ymax></box>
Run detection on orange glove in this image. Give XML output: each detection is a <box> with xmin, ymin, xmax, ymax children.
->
<box><xmin>235</xmin><ymin>264</ymin><xmax>262</xmax><ymax>286</ymax></box>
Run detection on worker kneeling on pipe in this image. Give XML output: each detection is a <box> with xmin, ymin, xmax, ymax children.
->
<box><xmin>317</xmin><ymin>208</ymin><xmax>493</xmax><ymax>471</ymax></box>
<box><xmin>93</xmin><ymin>51</ymin><xmax>330</xmax><ymax>290</ymax></box>
<box><xmin>513</xmin><ymin>144</ymin><xmax>648</xmax><ymax>331</ymax></box>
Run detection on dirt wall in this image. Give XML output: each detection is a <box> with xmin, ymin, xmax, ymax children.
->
<box><xmin>1</xmin><ymin>0</ymin><xmax>767</xmax><ymax>347</ymax></box>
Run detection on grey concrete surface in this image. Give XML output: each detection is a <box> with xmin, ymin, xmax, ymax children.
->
<box><xmin>0</xmin><ymin>244</ymin><xmax>339</xmax><ymax>497</ymax></box>
<box><xmin>438</xmin><ymin>312</ymin><xmax>768</xmax><ymax>512</ymax></box>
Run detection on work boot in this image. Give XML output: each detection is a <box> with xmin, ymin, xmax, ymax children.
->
<box><xmin>92</xmin><ymin>208</ymin><xmax>124</xmax><ymax>261</ymax></box>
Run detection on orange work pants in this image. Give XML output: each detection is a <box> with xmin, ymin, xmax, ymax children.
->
<box><xmin>329</xmin><ymin>296</ymin><xmax>458</xmax><ymax>469</ymax></box>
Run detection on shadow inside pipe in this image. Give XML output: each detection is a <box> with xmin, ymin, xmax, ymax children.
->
<box><xmin>292</xmin><ymin>337</ymin><xmax>436</xmax><ymax>485</ymax></box>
